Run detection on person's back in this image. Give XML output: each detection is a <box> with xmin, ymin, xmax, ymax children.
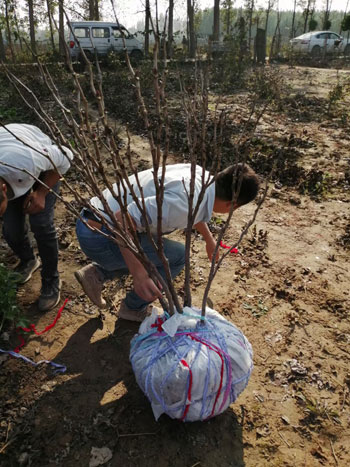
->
<box><xmin>75</xmin><ymin>162</ymin><xmax>260</xmax><ymax>321</ymax></box>
<box><xmin>90</xmin><ymin>164</ymin><xmax>215</xmax><ymax>234</ymax></box>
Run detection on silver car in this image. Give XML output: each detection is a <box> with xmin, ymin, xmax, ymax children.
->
<box><xmin>290</xmin><ymin>31</ymin><xmax>350</xmax><ymax>58</ymax></box>
<box><xmin>68</xmin><ymin>21</ymin><xmax>144</xmax><ymax>62</ymax></box>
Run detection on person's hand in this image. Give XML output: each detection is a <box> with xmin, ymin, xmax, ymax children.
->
<box><xmin>23</xmin><ymin>191</ymin><xmax>46</xmax><ymax>214</ymax></box>
<box><xmin>205</xmin><ymin>236</ymin><xmax>220</xmax><ymax>262</ymax></box>
<box><xmin>133</xmin><ymin>272</ymin><xmax>163</xmax><ymax>302</ymax></box>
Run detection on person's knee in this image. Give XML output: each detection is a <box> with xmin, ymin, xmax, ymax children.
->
<box><xmin>30</xmin><ymin>219</ymin><xmax>56</xmax><ymax>237</ymax></box>
<box><xmin>170</xmin><ymin>242</ymin><xmax>186</xmax><ymax>269</ymax></box>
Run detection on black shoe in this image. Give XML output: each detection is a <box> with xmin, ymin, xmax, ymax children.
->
<box><xmin>14</xmin><ymin>257</ymin><xmax>41</xmax><ymax>284</ymax></box>
<box><xmin>38</xmin><ymin>279</ymin><xmax>61</xmax><ymax>312</ymax></box>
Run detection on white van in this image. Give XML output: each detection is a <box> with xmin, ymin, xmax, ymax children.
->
<box><xmin>68</xmin><ymin>21</ymin><xmax>143</xmax><ymax>61</ymax></box>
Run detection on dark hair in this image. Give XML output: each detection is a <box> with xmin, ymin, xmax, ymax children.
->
<box><xmin>215</xmin><ymin>163</ymin><xmax>260</xmax><ymax>206</ymax></box>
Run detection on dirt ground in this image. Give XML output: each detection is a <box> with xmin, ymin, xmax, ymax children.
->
<box><xmin>1</xmin><ymin>65</ymin><xmax>350</xmax><ymax>467</ymax></box>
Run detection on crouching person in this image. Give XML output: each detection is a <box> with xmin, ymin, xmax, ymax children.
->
<box><xmin>0</xmin><ymin>124</ymin><xmax>73</xmax><ymax>311</ymax></box>
<box><xmin>75</xmin><ymin>163</ymin><xmax>260</xmax><ymax>322</ymax></box>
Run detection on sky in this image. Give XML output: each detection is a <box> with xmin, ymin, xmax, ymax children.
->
<box><xmin>113</xmin><ymin>0</ymin><xmax>348</xmax><ymax>28</ymax></box>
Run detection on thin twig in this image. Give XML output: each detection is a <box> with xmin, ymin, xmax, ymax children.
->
<box><xmin>118</xmin><ymin>431</ymin><xmax>157</xmax><ymax>438</ymax></box>
<box><xmin>341</xmin><ymin>388</ymin><xmax>348</xmax><ymax>412</ymax></box>
<box><xmin>0</xmin><ymin>437</ymin><xmax>15</xmax><ymax>454</ymax></box>
<box><xmin>330</xmin><ymin>440</ymin><xmax>338</xmax><ymax>466</ymax></box>
<box><xmin>278</xmin><ymin>431</ymin><xmax>291</xmax><ymax>448</ymax></box>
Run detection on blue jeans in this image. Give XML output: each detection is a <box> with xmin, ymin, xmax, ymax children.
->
<box><xmin>2</xmin><ymin>183</ymin><xmax>60</xmax><ymax>285</ymax></box>
<box><xmin>76</xmin><ymin>216</ymin><xmax>186</xmax><ymax>311</ymax></box>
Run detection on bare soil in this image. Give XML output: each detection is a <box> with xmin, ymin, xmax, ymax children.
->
<box><xmin>1</xmin><ymin>65</ymin><xmax>350</xmax><ymax>467</ymax></box>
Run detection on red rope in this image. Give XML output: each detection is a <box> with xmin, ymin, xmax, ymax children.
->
<box><xmin>190</xmin><ymin>335</ymin><xmax>225</xmax><ymax>418</ymax></box>
<box><xmin>151</xmin><ymin>317</ymin><xmax>164</xmax><ymax>332</ymax></box>
<box><xmin>14</xmin><ymin>298</ymin><xmax>69</xmax><ymax>353</ymax></box>
<box><xmin>220</xmin><ymin>241</ymin><xmax>238</xmax><ymax>254</ymax></box>
<box><xmin>180</xmin><ymin>359</ymin><xmax>193</xmax><ymax>421</ymax></box>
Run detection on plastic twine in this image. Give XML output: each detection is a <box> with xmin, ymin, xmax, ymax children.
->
<box><xmin>14</xmin><ymin>298</ymin><xmax>69</xmax><ymax>353</ymax></box>
<box><xmin>0</xmin><ymin>299</ymin><xmax>69</xmax><ymax>374</ymax></box>
<box><xmin>220</xmin><ymin>241</ymin><xmax>238</xmax><ymax>254</ymax></box>
<box><xmin>130</xmin><ymin>309</ymin><xmax>252</xmax><ymax>422</ymax></box>
<box><xmin>0</xmin><ymin>349</ymin><xmax>66</xmax><ymax>374</ymax></box>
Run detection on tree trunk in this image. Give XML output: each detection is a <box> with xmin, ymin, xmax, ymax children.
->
<box><xmin>225</xmin><ymin>0</ymin><xmax>232</xmax><ymax>35</ymax></box>
<box><xmin>4</xmin><ymin>0</ymin><xmax>15</xmax><ymax>62</ymax></box>
<box><xmin>238</xmin><ymin>15</ymin><xmax>246</xmax><ymax>64</ymax></box>
<box><xmin>322</xmin><ymin>0</ymin><xmax>330</xmax><ymax>30</ymax></box>
<box><xmin>168</xmin><ymin>0</ymin><xmax>174</xmax><ymax>57</ymax></box>
<box><xmin>291</xmin><ymin>0</ymin><xmax>297</xmax><ymax>38</ymax></box>
<box><xmin>94</xmin><ymin>0</ymin><xmax>99</xmax><ymax>21</ymax></box>
<box><xmin>303</xmin><ymin>0</ymin><xmax>311</xmax><ymax>33</ymax></box>
<box><xmin>46</xmin><ymin>0</ymin><xmax>56</xmax><ymax>53</ymax></box>
<box><xmin>187</xmin><ymin>0</ymin><xmax>196</xmax><ymax>58</ymax></box>
<box><xmin>89</xmin><ymin>0</ymin><xmax>99</xmax><ymax>20</ymax></box>
<box><xmin>144</xmin><ymin>0</ymin><xmax>150</xmax><ymax>57</ymax></box>
<box><xmin>14</xmin><ymin>13</ymin><xmax>24</xmax><ymax>52</ymax></box>
<box><xmin>340</xmin><ymin>0</ymin><xmax>349</xmax><ymax>33</ymax></box>
<box><xmin>247</xmin><ymin>0</ymin><xmax>254</xmax><ymax>57</ymax></box>
<box><xmin>213</xmin><ymin>0</ymin><xmax>220</xmax><ymax>42</ymax></box>
<box><xmin>265</xmin><ymin>0</ymin><xmax>271</xmax><ymax>32</ymax></box>
<box><xmin>27</xmin><ymin>0</ymin><xmax>37</xmax><ymax>58</ymax></box>
<box><xmin>269</xmin><ymin>9</ymin><xmax>280</xmax><ymax>61</ymax></box>
<box><xmin>0</xmin><ymin>26</ymin><xmax>6</xmax><ymax>62</ymax></box>
<box><xmin>59</xmin><ymin>0</ymin><xmax>65</xmax><ymax>58</ymax></box>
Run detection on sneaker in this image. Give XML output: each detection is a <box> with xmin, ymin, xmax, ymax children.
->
<box><xmin>118</xmin><ymin>300</ymin><xmax>152</xmax><ymax>323</ymax></box>
<box><xmin>74</xmin><ymin>264</ymin><xmax>107</xmax><ymax>309</ymax></box>
<box><xmin>38</xmin><ymin>279</ymin><xmax>61</xmax><ymax>312</ymax></box>
<box><xmin>14</xmin><ymin>257</ymin><xmax>40</xmax><ymax>284</ymax></box>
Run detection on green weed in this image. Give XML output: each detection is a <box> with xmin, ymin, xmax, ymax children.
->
<box><xmin>0</xmin><ymin>263</ymin><xmax>27</xmax><ymax>333</ymax></box>
<box><xmin>243</xmin><ymin>300</ymin><xmax>269</xmax><ymax>318</ymax></box>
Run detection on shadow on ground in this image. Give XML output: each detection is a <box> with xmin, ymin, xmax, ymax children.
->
<box><xmin>1</xmin><ymin>317</ymin><xmax>245</xmax><ymax>466</ymax></box>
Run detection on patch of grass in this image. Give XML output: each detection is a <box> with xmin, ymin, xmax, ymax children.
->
<box><xmin>243</xmin><ymin>300</ymin><xmax>269</xmax><ymax>318</ymax></box>
<box><xmin>0</xmin><ymin>264</ymin><xmax>27</xmax><ymax>333</ymax></box>
<box><xmin>297</xmin><ymin>392</ymin><xmax>340</xmax><ymax>425</ymax></box>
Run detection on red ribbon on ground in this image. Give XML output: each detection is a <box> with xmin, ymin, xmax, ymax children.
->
<box><xmin>14</xmin><ymin>298</ymin><xmax>69</xmax><ymax>353</ymax></box>
<box><xmin>220</xmin><ymin>241</ymin><xmax>238</xmax><ymax>254</ymax></box>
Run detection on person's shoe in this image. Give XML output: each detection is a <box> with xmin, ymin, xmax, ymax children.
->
<box><xmin>14</xmin><ymin>257</ymin><xmax>40</xmax><ymax>284</ymax></box>
<box><xmin>38</xmin><ymin>279</ymin><xmax>61</xmax><ymax>312</ymax></box>
<box><xmin>74</xmin><ymin>264</ymin><xmax>107</xmax><ymax>309</ymax></box>
<box><xmin>118</xmin><ymin>300</ymin><xmax>152</xmax><ymax>323</ymax></box>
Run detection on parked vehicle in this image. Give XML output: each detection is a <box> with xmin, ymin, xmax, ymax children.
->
<box><xmin>290</xmin><ymin>31</ymin><xmax>350</xmax><ymax>58</ymax></box>
<box><xmin>68</xmin><ymin>21</ymin><xmax>143</xmax><ymax>62</ymax></box>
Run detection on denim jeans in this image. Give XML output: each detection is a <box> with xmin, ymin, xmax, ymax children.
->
<box><xmin>76</xmin><ymin>216</ymin><xmax>186</xmax><ymax>311</ymax></box>
<box><xmin>2</xmin><ymin>183</ymin><xmax>60</xmax><ymax>285</ymax></box>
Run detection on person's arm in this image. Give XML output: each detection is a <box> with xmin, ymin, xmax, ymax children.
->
<box><xmin>115</xmin><ymin>210</ymin><xmax>163</xmax><ymax>302</ymax></box>
<box><xmin>23</xmin><ymin>170</ymin><xmax>61</xmax><ymax>214</ymax></box>
<box><xmin>194</xmin><ymin>221</ymin><xmax>219</xmax><ymax>262</ymax></box>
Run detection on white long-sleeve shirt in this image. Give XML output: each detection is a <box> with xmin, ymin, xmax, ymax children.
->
<box><xmin>0</xmin><ymin>124</ymin><xmax>73</xmax><ymax>199</ymax></box>
<box><xmin>90</xmin><ymin>164</ymin><xmax>215</xmax><ymax>234</ymax></box>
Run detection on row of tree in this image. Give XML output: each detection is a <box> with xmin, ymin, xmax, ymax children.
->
<box><xmin>0</xmin><ymin>0</ymin><xmax>349</xmax><ymax>61</ymax></box>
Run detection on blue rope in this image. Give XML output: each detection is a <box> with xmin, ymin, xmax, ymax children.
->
<box><xmin>129</xmin><ymin>310</ymin><xmax>253</xmax><ymax>421</ymax></box>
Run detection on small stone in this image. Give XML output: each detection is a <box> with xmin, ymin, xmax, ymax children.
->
<box><xmin>0</xmin><ymin>354</ymin><xmax>9</xmax><ymax>364</ymax></box>
<box><xmin>18</xmin><ymin>452</ymin><xmax>29</xmax><ymax>466</ymax></box>
<box><xmin>41</xmin><ymin>384</ymin><xmax>51</xmax><ymax>392</ymax></box>
<box><xmin>281</xmin><ymin>415</ymin><xmax>290</xmax><ymax>425</ymax></box>
<box><xmin>289</xmin><ymin>196</ymin><xmax>301</xmax><ymax>206</ymax></box>
<box><xmin>1</xmin><ymin>332</ymin><xmax>10</xmax><ymax>342</ymax></box>
<box><xmin>89</xmin><ymin>446</ymin><xmax>113</xmax><ymax>467</ymax></box>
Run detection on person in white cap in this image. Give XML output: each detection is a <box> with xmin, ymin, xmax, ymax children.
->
<box><xmin>0</xmin><ymin>124</ymin><xmax>73</xmax><ymax>311</ymax></box>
